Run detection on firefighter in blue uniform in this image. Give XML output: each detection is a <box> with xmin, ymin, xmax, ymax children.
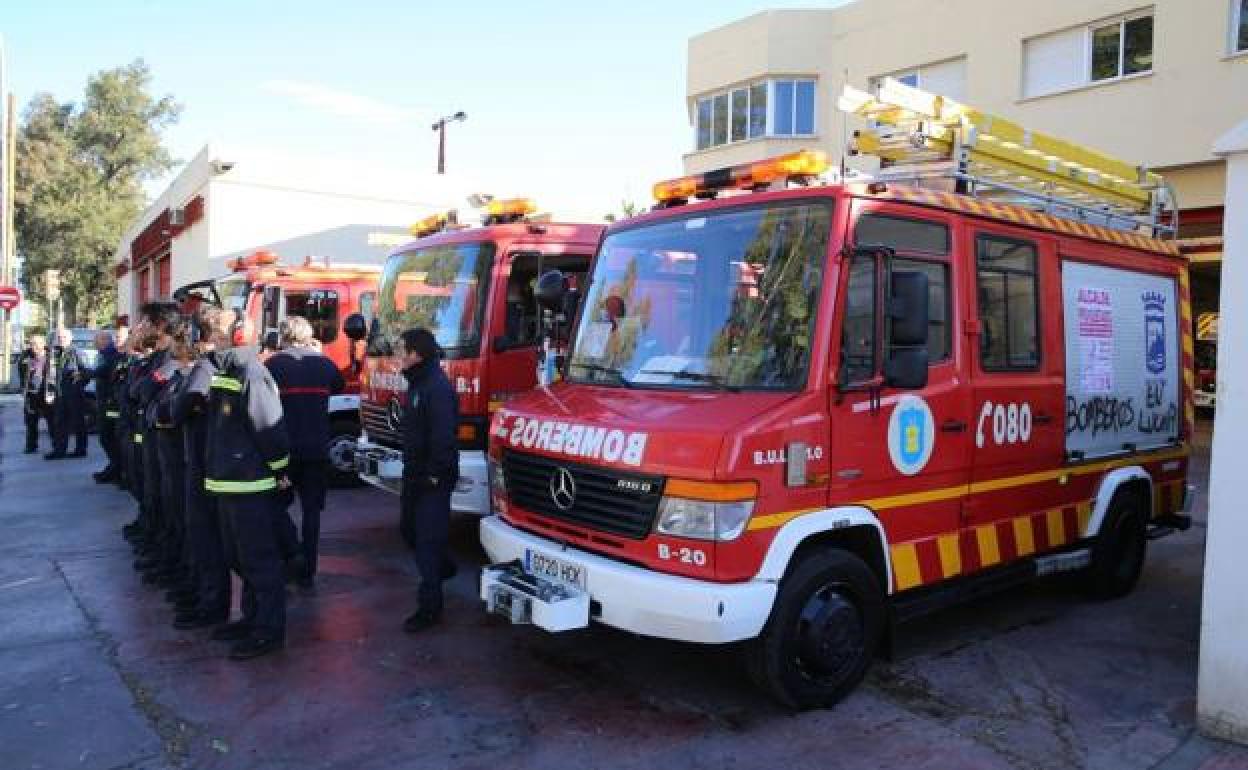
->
<box><xmin>170</xmin><ymin>305</ymin><xmax>232</xmax><ymax>631</ymax></box>
<box><xmin>204</xmin><ymin>313</ymin><xmax>292</xmax><ymax>660</ymax></box>
<box><xmin>46</xmin><ymin>327</ymin><xmax>90</xmax><ymax>460</ymax></box>
<box><xmin>151</xmin><ymin>318</ymin><xmax>196</xmax><ymax>612</ymax></box>
<box><xmin>398</xmin><ymin>328</ymin><xmax>460</xmax><ymax>633</ymax></box>
<box><xmin>132</xmin><ymin>304</ymin><xmax>181</xmax><ymax>586</ymax></box>
<box><xmin>265</xmin><ymin>316</ymin><xmax>345</xmax><ymax>589</ymax></box>
<box><xmin>93</xmin><ymin>328</ymin><xmax>126</xmax><ymax>483</ymax></box>
<box><xmin>121</xmin><ymin>324</ymin><xmax>152</xmax><ymax>546</ymax></box>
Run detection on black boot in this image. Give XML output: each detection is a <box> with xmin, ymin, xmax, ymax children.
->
<box><xmin>174</xmin><ymin>609</ymin><xmax>228</xmax><ymax>631</ymax></box>
<box><xmin>210</xmin><ymin>621</ymin><xmax>252</xmax><ymax>642</ymax></box>
<box><xmin>402</xmin><ymin>607</ymin><xmax>442</xmax><ymax>633</ymax></box>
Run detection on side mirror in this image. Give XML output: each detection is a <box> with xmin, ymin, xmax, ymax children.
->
<box><xmin>343</xmin><ymin>313</ymin><xmax>368</xmax><ymax>341</ymax></box>
<box><xmin>889</xmin><ymin>270</ymin><xmax>929</xmax><ymax>347</ymax></box>
<box><xmin>884</xmin><ymin>347</ymin><xmax>929</xmax><ymax>389</ymax></box>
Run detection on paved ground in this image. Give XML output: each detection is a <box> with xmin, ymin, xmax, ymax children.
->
<box><xmin>1</xmin><ymin>396</ymin><xmax>1247</xmax><ymax>770</ymax></box>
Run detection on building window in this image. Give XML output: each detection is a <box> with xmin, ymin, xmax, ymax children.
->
<box><xmin>157</xmin><ymin>256</ymin><xmax>171</xmax><ymax>298</ymax></box>
<box><xmin>1235</xmin><ymin>0</ymin><xmax>1248</xmax><ymax>53</ymax></box>
<box><xmin>1091</xmin><ymin>14</ymin><xmax>1153</xmax><ymax>81</ymax></box>
<box><xmin>693</xmin><ymin>78</ymin><xmax>815</xmax><ymax>151</ymax></box>
<box><xmin>1022</xmin><ymin>10</ymin><xmax>1154</xmax><ymax>98</ymax></box>
<box><xmin>976</xmin><ymin>235</ymin><xmax>1040</xmax><ymax>371</ymax></box>
<box><xmin>869</xmin><ymin>57</ymin><xmax>968</xmax><ymax>101</ymax></box>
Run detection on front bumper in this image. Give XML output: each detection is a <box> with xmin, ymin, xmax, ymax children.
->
<box><xmin>353</xmin><ymin>437</ymin><xmax>489</xmax><ymax>514</ymax></box>
<box><xmin>478</xmin><ymin>515</ymin><xmax>775</xmax><ymax>644</ymax></box>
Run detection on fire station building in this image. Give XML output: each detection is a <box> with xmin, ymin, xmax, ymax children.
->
<box><xmin>112</xmin><ymin>144</ymin><xmax>468</xmax><ymax>322</ymax></box>
<box><xmin>685</xmin><ymin>0</ymin><xmax>1246</xmax><ymax>352</ymax></box>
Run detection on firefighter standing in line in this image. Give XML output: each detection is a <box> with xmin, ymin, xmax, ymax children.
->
<box><xmin>204</xmin><ymin>313</ymin><xmax>292</xmax><ymax>660</ymax></box>
<box><xmin>398</xmin><ymin>328</ymin><xmax>460</xmax><ymax>633</ymax></box>
<box><xmin>46</xmin><ymin>327</ymin><xmax>90</xmax><ymax>460</ymax></box>
<box><xmin>131</xmin><ymin>305</ymin><xmax>179</xmax><ymax>582</ymax></box>
<box><xmin>93</xmin><ymin>329</ymin><xmax>125</xmax><ymax>483</ymax></box>
<box><xmin>151</xmin><ymin>317</ymin><xmax>196</xmax><ymax>612</ymax></box>
<box><xmin>20</xmin><ymin>335</ymin><xmax>53</xmax><ymax>454</ymax></box>
<box><xmin>121</xmin><ymin>322</ymin><xmax>152</xmax><ymax>545</ymax></box>
<box><xmin>265</xmin><ymin>316</ymin><xmax>345</xmax><ymax>589</ymax></box>
<box><xmin>170</xmin><ymin>305</ymin><xmax>232</xmax><ymax>631</ymax></box>
<box><xmin>109</xmin><ymin>333</ymin><xmax>136</xmax><ymax>490</ymax></box>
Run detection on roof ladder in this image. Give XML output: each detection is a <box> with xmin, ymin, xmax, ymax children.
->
<box><xmin>837</xmin><ymin>78</ymin><xmax>1176</xmax><ymax>238</ymax></box>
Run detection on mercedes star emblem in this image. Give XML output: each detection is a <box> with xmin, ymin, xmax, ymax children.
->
<box><xmin>386</xmin><ymin>397</ymin><xmax>404</xmax><ymax>433</ymax></box>
<box><xmin>549</xmin><ymin>467</ymin><xmax>576</xmax><ymax>511</ymax></box>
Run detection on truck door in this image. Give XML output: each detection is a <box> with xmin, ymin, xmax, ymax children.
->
<box><xmin>965</xmin><ymin>227</ymin><xmax>1066</xmax><ymax>556</ymax></box>
<box><xmin>829</xmin><ymin>204</ymin><xmax>971</xmax><ymax>592</ymax></box>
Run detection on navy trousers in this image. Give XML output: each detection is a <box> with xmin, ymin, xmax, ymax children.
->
<box><xmin>401</xmin><ymin>477</ymin><xmax>455</xmax><ymax>613</ymax></box>
<box><xmin>220</xmin><ymin>492</ymin><xmax>286</xmax><ymax>640</ymax></box>
<box><xmin>289</xmin><ymin>459</ymin><xmax>328</xmax><ymax>577</ymax></box>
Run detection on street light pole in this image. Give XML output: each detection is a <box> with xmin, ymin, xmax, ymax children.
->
<box><xmin>431</xmin><ymin>111</ymin><xmax>466</xmax><ymax>174</ymax></box>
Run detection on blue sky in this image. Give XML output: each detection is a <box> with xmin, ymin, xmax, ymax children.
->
<box><xmin>3</xmin><ymin>1</ymin><xmax>838</xmax><ymax>218</ymax></box>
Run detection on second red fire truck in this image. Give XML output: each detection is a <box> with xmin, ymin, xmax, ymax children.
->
<box><xmin>347</xmin><ymin>199</ymin><xmax>604</xmax><ymax>540</ymax></box>
<box><xmin>480</xmin><ymin>81</ymin><xmax>1196</xmax><ymax>708</ymax></box>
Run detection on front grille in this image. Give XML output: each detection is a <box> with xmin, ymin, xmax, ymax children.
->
<box><xmin>361</xmin><ymin>400</ymin><xmax>402</xmax><ymax>449</ymax></box>
<box><xmin>502</xmin><ymin>450</ymin><xmax>664</xmax><ymax>540</ymax></box>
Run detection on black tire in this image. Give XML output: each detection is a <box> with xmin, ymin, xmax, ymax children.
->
<box><xmin>1086</xmin><ymin>489</ymin><xmax>1149</xmax><ymax>599</ymax></box>
<box><xmin>744</xmin><ymin>548</ymin><xmax>886</xmax><ymax>710</ymax></box>
<box><xmin>326</xmin><ymin>419</ymin><xmax>362</xmax><ymax>488</ymax></box>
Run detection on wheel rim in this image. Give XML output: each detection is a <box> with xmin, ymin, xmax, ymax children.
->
<box><xmin>794</xmin><ymin>583</ymin><xmax>864</xmax><ymax>684</ymax></box>
<box><xmin>327</xmin><ymin>435</ymin><xmax>355</xmax><ymax>474</ymax></box>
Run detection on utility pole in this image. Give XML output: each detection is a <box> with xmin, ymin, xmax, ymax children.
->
<box><xmin>431</xmin><ymin>111</ymin><xmax>466</xmax><ymax>174</ymax></box>
<box><xmin>1</xmin><ymin>93</ymin><xmax>14</xmax><ymax>389</ymax></box>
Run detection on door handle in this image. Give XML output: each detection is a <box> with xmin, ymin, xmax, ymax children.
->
<box><xmin>1033</xmin><ymin>413</ymin><xmax>1054</xmax><ymax>425</ymax></box>
<box><xmin>940</xmin><ymin>419</ymin><xmax>967</xmax><ymax>433</ymax></box>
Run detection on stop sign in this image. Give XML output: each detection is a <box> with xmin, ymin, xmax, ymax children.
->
<box><xmin>0</xmin><ymin>285</ymin><xmax>21</xmax><ymax>311</ymax></box>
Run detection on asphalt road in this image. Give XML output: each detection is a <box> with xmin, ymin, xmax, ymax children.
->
<box><xmin>1</xmin><ymin>397</ymin><xmax>1246</xmax><ymax>770</ymax></box>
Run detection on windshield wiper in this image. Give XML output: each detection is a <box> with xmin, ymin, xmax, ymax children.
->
<box><xmin>572</xmin><ymin>363</ymin><xmax>633</xmax><ymax>388</ymax></box>
<box><xmin>638</xmin><ymin>369</ymin><xmax>740</xmax><ymax>392</ymax></box>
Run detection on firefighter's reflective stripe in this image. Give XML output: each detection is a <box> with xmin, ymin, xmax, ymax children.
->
<box><xmin>204</xmin><ymin>477</ymin><xmax>277</xmax><ymax>493</ymax></box>
<box><xmin>211</xmin><ymin>375</ymin><xmax>243</xmax><ymax>392</ymax></box>
<box><xmin>104</xmin><ymin>410</ymin><xmax>120</xmax><ymax>418</ymax></box>
<box><xmin>268</xmin><ymin>455</ymin><xmax>290</xmax><ymax>471</ymax></box>
<box><xmin>133</xmin><ymin>434</ymin><xmax>143</xmax><ymax>444</ymax></box>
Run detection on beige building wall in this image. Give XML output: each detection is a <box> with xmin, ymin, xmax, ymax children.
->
<box><xmin>684</xmin><ymin>0</ymin><xmax>1247</xmax><ymax>213</ymax></box>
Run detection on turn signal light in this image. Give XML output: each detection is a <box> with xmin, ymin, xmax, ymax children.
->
<box><xmin>652</xmin><ymin>150</ymin><xmax>829</xmax><ymax>205</ymax></box>
<box><xmin>457</xmin><ymin>423</ymin><xmax>478</xmax><ymax>443</ymax></box>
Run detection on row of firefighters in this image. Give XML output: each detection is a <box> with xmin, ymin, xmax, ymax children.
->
<box><xmin>19</xmin><ymin>302</ymin><xmax>460</xmax><ymax>660</ymax></box>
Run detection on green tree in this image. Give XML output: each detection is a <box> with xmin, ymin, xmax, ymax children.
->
<box><xmin>603</xmin><ymin>200</ymin><xmax>645</xmax><ymax>223</ymax></box>
<box><xmin>15</xmin><ymin>59</ymin><xmax>181</xmax><ymax>326</ymax></box>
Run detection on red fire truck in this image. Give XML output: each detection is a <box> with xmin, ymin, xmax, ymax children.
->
<box><xmin>480</xmin><ymin>81</ymin><xmax>1196</xmax><ymax>708</ymax></box>
<box><xmin>347</xmin><ymin>199</ymin><xmax>603</xmax><ymax>536</ymax></box>
<box><xmin>174</xmin><ymin>250</ymin><xmax>380</xmax><ymax>484</ymax></box>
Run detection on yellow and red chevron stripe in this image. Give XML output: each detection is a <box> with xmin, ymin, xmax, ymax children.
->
<box><xmin>853</xmin><ymin>183</ymin><xmax>1181</xmax><ymax>257</ymax></box>
<box><xmin>890</xmin><ymin>501</ymin><xmax>1094</xmax><ymax>591</ymax></box>
<box><xmin>1178</xmin><ymin>269</ymin><xmax>1195</xmax><ymax>437</ymax></box>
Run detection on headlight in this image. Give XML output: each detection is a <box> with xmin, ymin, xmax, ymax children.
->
<box><xmin>655</xmin><ymin>497</ymin><xmax>755</xmax><ymax>541</ymax></box>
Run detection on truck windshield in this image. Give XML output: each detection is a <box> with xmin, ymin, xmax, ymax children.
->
<box><xmin>568</xmin><ymin>200</ymin><xmax>831</xmax><ymax>391</ymax></box>
<box><xmin>378</xmin><ymin>241</ymin><xmax>495</xmax><ymax>358</ymax></box>
<box><xmin>216</xmin><ymin>277</ymin><xmax>250</xmax><ymax>312</ymax></box>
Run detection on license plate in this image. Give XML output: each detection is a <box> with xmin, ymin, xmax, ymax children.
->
<box><xmin>525</xmin><ymin>549</ymin><xmax>587</xmax><ymax>591</ymax></box>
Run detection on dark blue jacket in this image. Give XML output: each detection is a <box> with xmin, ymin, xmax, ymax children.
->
<box><xmin>204</xmin><ymin>346</ymin><xmax>290</xmax><ymax>495</ymax></box>
<box><xmin>173</xmin><ymin>352</ymin><xmax>222</xmax><ymax>484</ymax></box>
<box><xmin>401</xmin><ymin>359</ymin><xmax>459</xmax><ymax>488</ymax></box>
<box><xmin>55</xmin><ymin>346</ymin><xmax>90</xmax><ymax>405</ymax></box>
<box><xmin>264</xmin><ymin>347</ymin><xmax>346</xmax><ymax>462</ymax></box>
<box><xmin>93</xmin><ymin>344</ymin><xmax>121</xmax><ymax>413</ymax></box>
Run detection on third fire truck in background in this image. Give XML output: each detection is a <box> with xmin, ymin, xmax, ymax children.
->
<box><xmin>480</xmin><ymin>80</ymin><xmax>1197</xmax><ymax>709</ymax></box>
<box><xmin>175</xmin><ymin>250</ymin><xmax>380</xmax><ymax>484</ymax></box>
<box><xmin>347</xmin><ymin>199</ymin><xmax>603</xmax><ymax>540</ymax></box>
